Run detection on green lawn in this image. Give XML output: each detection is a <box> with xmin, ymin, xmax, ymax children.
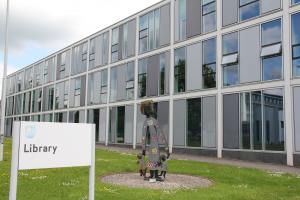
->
<box><xmin>1</xmin><ymin>139</ymin><xmax>300</xmax><ymax>200</ymax></box>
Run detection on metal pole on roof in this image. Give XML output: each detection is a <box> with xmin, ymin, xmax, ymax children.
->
<box><xmin>0</xmin><ymin>0</ymin><xmax>10</xmax><ymax>161</ymax></box>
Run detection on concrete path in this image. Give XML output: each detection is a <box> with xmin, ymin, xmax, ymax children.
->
<box><xmin>96</xmin><ymin>145</ymin><xmax>300</xmax><ymax>176</ymax></box>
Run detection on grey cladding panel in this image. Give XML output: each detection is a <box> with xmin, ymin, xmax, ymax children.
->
<box><xmin>240</xmin><ymin>26</ymin><xmax>260</xmax><ymax>83</ymax></box>
<box><xmin>118</xmin><ymin>25</ymin><xmax>123</xmax><ymax>61</ymax></box>
<box><xmin>202</xmin><ymin>96</ymin><xmax>216</xmax><ymax>148</ymax></box>
<box><xmin>160</xmin><ymin>4</ymin><xmax>171</xmax><ymax>46</ymax></box>
<box><xmin>158</xmin><ymin>101</ymin><xmax>169</xmax><ymax>143</ymax></box>
<box><xmin>261</xmin><ymin>0</ymin><xmax>281</xmax><ymax>14</ymax></box>
<box><xmin>294</xmin><ymin>87</ymin><xmax>300</xmax><ymax>152</ymax></box>
<box><xmin>223</xmin><ymin>94</ymin><xmax>240</xmax><ymax>149</ymax></box>
<box><xmin>187</xmin><ymin>42</ymin><xmax>202</xmax><ymax>91</ymax></box>
<box><xmin>164</xmin><ymin>52</ymin><xmax>170</xmax><ymax>94</ymax></box>
<box><xmin>187</xmin><ymin>0</ymin><xmax>201</xmax><ymax>38</ymax></box>
<box><xmin>80</xmin><ymin>76</ymin><xmax>86</xmax><ymax>107</ymax></box>
<box><xmin>125</xmin><ymin>105</ymin><xmax>134</xmax><ymax>144</ymax></box>
<box><xmin>147</xmin><ymin>55</ymin><xmax>159</xmax><ymax>97</ymax></box>
<box><xmin>173</xmin><ymin>100</ymin><xmax>186</xmax><ymax>146</ymax></box>
<box><xmin>222</xmin><ymin>0</ymin><xmax>238</xmax><ymax>26</ymax></box>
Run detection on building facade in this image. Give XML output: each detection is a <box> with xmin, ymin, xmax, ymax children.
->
<box><xmin>4</xmin><ymin>0</ymin><xmax>300</xmax><ymax>166</ymax></box>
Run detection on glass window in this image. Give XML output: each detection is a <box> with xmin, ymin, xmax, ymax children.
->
<box><xmin>202</xmin><ymin>0</ymin><xmax>216</xmax><ymax>33</ymax></box>
<box><xmin>126</xmin><ymin>62</ymin><xmax>135</xmax><ymax>100</ymax></box>
<box><xmin>261</xmin><ymin>19</ymin><xmax>282</xmax><ymax>81</ymax></box>
<box><xmin>101</xmin><ymin>70</ymin><xmax>108</xmax><ymax>104</ymax></box>
<box><xmin>32</xmin><ymin>89</ymin><xmax>42</xmax><ymax>113</ymax></box>
<box><xmin>111</xmin><ymin>28</ymin><xmax>119</xmax><ymax>63</ymax></box>
<box><xmin>223</xmin><ymin>32</ymin><xmax>238</xmax><ymax>55</ymax></box>
<box><xmin>224</xmin><ymin>65</ymin><xmax>239</xmax><ymax>86</ymax></box>
<box><xmin>174</xmin><ymin>47</ymin><xmax>186</xmax><ymax>93</ymax></box>
<box><xmin>261</xmin><ymin>19</ymin><xmax>281</xmax><ymax>46</ymax></box>
<box><xmin>252</xmin><ymin>91</ymin><xmax>262</xmax><ymax>150</ymax></box>
<box><xmin>262</xmin><ymin>56</ymin><xmax>282</xmax><ymax>81</ymax></box>
<box><xmin>74</xmin><ymin>78</ymin><xmax>81</xmax><ymax>107</ymax></box>
<box><xmin>187</xmin><ymin>98</ymin><xmax>201</xmax><ymax>147</ymax></box>
<box><xmin>292</xmin><ymin>13</ymin><xmax>300</xmax><ymax>77</ymax></box>
<box><xmin>110</xmin><ymin>67</ymin><xmax>118</xmax><ymax>102</ymax></box>
<box><xmin>240</xmin><ymin>93</ymin><xmax>251</xmax><ymax>149</ymax></box>
<box><xmin>263</xmin><ymin>89</ymin><xmax>284</xmax><ymax>151</ymax></box>
<box><xmin>122</xmin><ymin>23</ymin><xmax>128</xmax><ymax>59</ymax></box>
<box><xmin>160</xmin><ymin>53</ymin><xmax>166</xmax><ymax>95</ymax></box>
<box><xmin>203</xmin><ymin>38</ymin><xmax>216</xmax><ymax>88</ymax></box>
<box><xmin>292</xmin><ymin>0</ymin><xmax>300</xmax><ymax>5</ymax></box>
<box><xmin>138</xmin><ymin>59</ymin><xmax>147</xmax><ymax>98</ymax></box>
<box><xmin>239</xmin><ymin>0</ymin><xmax>260</xmax><ymax>21</ymax></box>
<box><xmin>139</xmin><ymin>14</ymin><xmax>148</xmax><ymax>53</ymax></box>
<box><xmin>178</xmin><ymin>0</ymin><xmax>187</xmax><ymax>41</ymax></box>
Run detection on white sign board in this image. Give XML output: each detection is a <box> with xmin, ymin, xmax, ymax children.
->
<box><xmin>9</xmin><ymin>121</ymin><xmax>95</xmax><ymax>200</ymax></box>
<box><xmin>18</xmin><ymin>122</ymin><xmax>92</xmax><ymax>170</ymax></box>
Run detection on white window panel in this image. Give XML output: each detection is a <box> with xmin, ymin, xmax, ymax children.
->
<box><xmin>222</xmin><ymin>53</ymin><xmax>239</xmax><ymax>65</ymax></box>
<box><xmin>261</xmin><ymin>43</ymin><xmax>282</xmax><ymax>57</ymax></box>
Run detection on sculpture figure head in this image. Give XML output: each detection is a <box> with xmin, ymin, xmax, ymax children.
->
<box><xmin>140</xmin><ymin>100</ymin><xmax>155</xmax><ymax>118</ymax></box>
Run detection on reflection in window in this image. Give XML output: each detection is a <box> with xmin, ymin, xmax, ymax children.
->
<box><xmin>222</xmin><ymin>32</ymin><xmax>239</xmax><ymax>86</ymax></box>
<box><xmin>126</xmin><ymin>62</ymin><xmax>135</xmax><ymax>100</ymax></box>
<box><xmin>252</xmin><ymin>91</ymin><xmax>262</xmax><ymax>150</ymax></box>
<box><xmin>101</xmin><ymin>70</ymin><xmax>108</xmax><ymax>104</ymax></box>
<box><xmin>240</xmin><ymin>93</ymin><xmax>251</xmax><ymax>149</ymax></box>
<box><xmin>203</xmin><ymin>38</ymin><xmax>216</xmax><ymax>88</ymax></box>
<box><xmin>292</xmin><ymin>13</ymin><xmax>300</xmax><ymax>77</ymax></box>
<box><xmin>111</xmin><ymin>28</ymin><xmax>119</xmax><ymax>63</ymax></box>
<box><xmin>110</xmin><ymin>67</ymin><xmax>118</xmax><ymax>102</ymax></box>
<box><xmin>187</xmin><ymin>98</ymin><xmax>201</xmax><ymax>147</ymax></box>
<box><xmin>261</xmin><ymin>19</ymin><xmax>282</xmax><ymax>81</ymax></box>
<box><xmin>138</xmin><ymin>59</ymin><xmax>147</xmax><ymax>98</ymax></box>
<box><xmin>292</xmin><ymin>0</ymin><xmax>300</xmax><ymax>5</ymax></box>
<box><xmin>174</xmin><ymin>47</ymin><xmax>186</xmax><ymax>93</ymax></box>
<box><xmin>160</xmin><ymin>53</ymin><xmax>166</xmax><ymax>95</ymax></box>
<box><xmin>74</xmin><ymin>79</ymin><xmax>81</xmax><ymax>107</ymax></box>
<box><xmin>139</xmin><ymin>8</ymin><xmax>161</xmax><ymax>53</ymax></box>
<box><xmin>178</xmin><ymin>0</ymin><xmax>186</xmax><ymax>41</ymax></box>
<box><xmin>239</xmin><ymin>0</ymin><xmax>260</xmax><ymax>21</ymax></box>
<box><xmin>262</xmin><ymin>56</ymin><xmax>282</xmax><ymax>81</ymax></box>
<box><xmin>224</xmin><ymin>65</ymin><xmax>239</xmax><ymax>86</ymax></box>
<box><xmin>202</xmin><ymin>0</ymin><xmax>216</xmax><ymax>33</ymax></box>
<box><xmin>263</xmin><ymin>89</ymin><xmax>284</xmax><ymax>151</ymax></box>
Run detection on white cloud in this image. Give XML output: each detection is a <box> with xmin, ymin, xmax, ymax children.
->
<box><xmin>0</xmin><ymin>0</ymin><xmax>162</xmax><ymax>55</ymax></box>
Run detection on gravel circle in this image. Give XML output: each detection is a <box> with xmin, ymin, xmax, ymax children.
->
<box><xmin>100</xmin><ymin>173</ymin><xmax>213</xmax><ymax>190</ymax></box>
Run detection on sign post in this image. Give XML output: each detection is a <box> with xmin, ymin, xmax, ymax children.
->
<box><xmin>9</xmin><ymin>122</ymin><xmax>95</xmax><ymax>200</ymax></box>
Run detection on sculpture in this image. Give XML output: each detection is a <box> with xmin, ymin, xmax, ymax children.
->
<box><xmin>140</xmin><ymin>100</ymin><xmax>170</xmax><ymax>182</ymax></box>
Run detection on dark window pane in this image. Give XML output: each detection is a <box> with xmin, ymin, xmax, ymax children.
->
<box><xmin>223</xmin><ymin>64</ymin><xmax>239</xmax><ymax>86</ymax></box>
<box><xmin>240</xmin><ymin>1</ymin><xmax>260</xmax><ymax>21</ymax></box>
<box><xmin>203</xmin><ymin>63</ymin><xmax>216</xmax><ymax>88</ymax></box>
<box><xmin>261</xmin><ymin>19</ymin><xmax>281</xmax><ymax>46</ymax></box>
<box><xmin>223</xmin><ymin>32</ymin><xmax>238</xmax><ymax>55</ymax></box>
<box><xmin>263</xmin><ymin>56</ymin><xmax>282</xmax><ymax>81</ymax></box>
<box><xmin>174</xmin><ymin>47</ymin><xmax>186</xmax><ymax>93</ymax></box>
<box><xmin>240</xmin><ymin>93</ymin><xmax>251</xmax><ymax>149</ymax></box>
<box><xmin>117</xmin><ymin>107</ymin><xmax>125</xmax><ymax>143</ymax></box>
<box><xmin>263</xmin><ymin>89</ymin><xmax>284</xmax><ymax>151</ymax></box>
<box><xmin>187</xmin><ymin>98</ymin><xmax>201</xmax><ymax>147</ymax></box>
<box><xmin>252</xmin><ymin>91</ymin><xmax>262</xmax><ymax>150</ymax></box>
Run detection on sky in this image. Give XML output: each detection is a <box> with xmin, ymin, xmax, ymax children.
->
<box><xmin>0</xmin><ymin>0</ymin><xmax>162</xmax><ymax>97</ymax></box>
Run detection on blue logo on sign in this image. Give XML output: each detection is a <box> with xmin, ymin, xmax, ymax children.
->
<box><xmin>25</xmin><ymin>125</ymin><xmax>37</xmax><ymax>139</ymax></box>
